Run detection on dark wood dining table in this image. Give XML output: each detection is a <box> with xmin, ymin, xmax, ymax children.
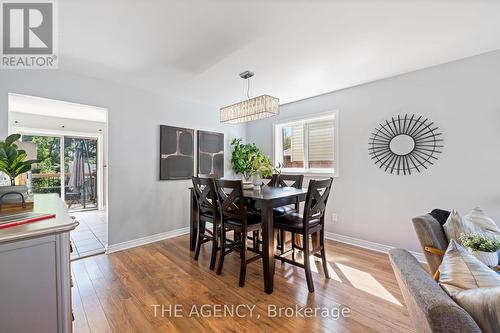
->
<box><xmin>189</xmin><ymin>185</ymin><xmax>308</xmax><ymax>294</ymax></box>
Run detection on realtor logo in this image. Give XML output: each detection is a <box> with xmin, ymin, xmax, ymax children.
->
<box><xmin>1</xmin><ymin>0</ymin><xmax>58</xmax><ymax>69</ymax></box>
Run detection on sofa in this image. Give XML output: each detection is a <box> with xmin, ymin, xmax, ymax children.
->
<box><xmin>389</xmin><ymin>248</ymin><xmax>482</xmax><ymax>333</ymax></box>
<box><xmin>412</xmin><ymin>209</ymin><xmax>451</xmax><ymax>277</ymax></box>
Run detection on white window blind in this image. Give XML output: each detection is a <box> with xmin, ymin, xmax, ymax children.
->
<box><xmin>291</xmin><ymin>125</ymin><xmax>304</xmax><ymax>162</ymax></box>
<box><xmin>308</xmin><ymin>120</ymin><xmax>334</xmax><ymax>163</ymax></box>
<box><xmin>274</xmin><ymin>111</ymin><xmax>338</xmax><ymax>175</ymax></box>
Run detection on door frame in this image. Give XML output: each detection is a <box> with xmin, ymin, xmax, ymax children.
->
<box><xmin>14</xmin><ymin>127</ymin><xmax>105</xmax><ymax>211</ymax></box>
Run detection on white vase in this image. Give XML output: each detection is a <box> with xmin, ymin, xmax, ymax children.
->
<box><xmin>472</xmin><ymin>250</ymin><xmax>499</xmax><ymax>267</ymax></box>
<box><xmin>252</xmin><ymin>175</ymin><xmax>263</xmax><ymax>187</ymax></box>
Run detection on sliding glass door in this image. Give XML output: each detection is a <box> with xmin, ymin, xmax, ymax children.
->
<box><xmin>21</xmin><ymin>134</ymin><xmax>99</xmax><ymax>211</ymax></box>
<box><xmin>64</xmin><ymin>137</ymin><xmax>98</xmax><ymax>210</ymax></box>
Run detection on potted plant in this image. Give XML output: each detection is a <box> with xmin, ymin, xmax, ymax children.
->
<box><xmin>230</xmin><ymin>138</ymin><xmax>276</xmax><ymax>187</ymax></box>
<box><xmin>459</xmin><ymin>233</ymin><xmax>500</xmax><ymax>267</ymax></box>
<box><xmin>0</xmin><ymin>134</ymin><xmax>38</xmax><ymax>203</ymax></box>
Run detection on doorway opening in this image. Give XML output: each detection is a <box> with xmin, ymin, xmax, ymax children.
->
<box><xmin>8</xmin><ymin>93</ymin><xmax>108</xmax><ymax>260</ymax></box>
<box><xmin>20</xmin><ymin>134</ymin><xmax>100</xmax><ymax>211</ymax></box>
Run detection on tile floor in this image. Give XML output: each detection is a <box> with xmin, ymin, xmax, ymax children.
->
<box><xmin>70</xmin><ymin>210</ymin><xmax>107</xmax><ymax>260</ymax></box>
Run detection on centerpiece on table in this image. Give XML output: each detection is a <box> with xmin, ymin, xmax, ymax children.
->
<box><xmin>0</xmin><ymin>134</ymin><xmax>38</xmax><ymax>212</ymax></box>
<box><xmin>459</xmin><ymin>233</ymin><xmax>500</xmax><ymax>267</ymax></box>
<box><xmin>230</xmin><ymin>138</ymin><xmax>278</xmax><ymax>189</ymax></box>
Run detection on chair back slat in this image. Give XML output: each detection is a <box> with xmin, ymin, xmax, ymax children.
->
<box><xmin>192</xmin><ymin>176</ymin><xmax>218</xmax><ymax>217</ymax></box>
<box><xmin>303</xmin><ymin>178</ymin><xmax>334</xmax><ymax>229</ymax></box>
<box><xmin>266</xmin><ymin>174</ymin><xmax>279</xmax><ymax>187</ymax></box>
<box><xmin>215</xmin><ymin>179</ymin><xmax>248</xmax><ymax>225</ymax></box>
<box><xmin>277</xmin><ymin>174</ymin><xmax>304</xmax><ymax>189</ymax></box>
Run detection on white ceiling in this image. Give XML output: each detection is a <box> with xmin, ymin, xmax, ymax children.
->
<box><xmin>11</xmin><ymin>112</ymin><xmax>106</xmax><ymax>134</ymax></box>
<box><xmin>9</xmin><ymin>94</ymin><xmax>107</xmax><ymax>134</ymax></box>
<box><xmin>60</xmin><ymin>0</ymin><xmax>500</xmax><ymax>106</ymax></box>
<box><xmin>9</xmin><ymin>94</ymin><xmax>107</xmax><ymax>122</ymax></box>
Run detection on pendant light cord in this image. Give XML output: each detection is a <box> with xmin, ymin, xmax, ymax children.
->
<box><xmin>247</xmin><ymin>77</ymin><xmax>251</xmax><ymax>99</ymax></box>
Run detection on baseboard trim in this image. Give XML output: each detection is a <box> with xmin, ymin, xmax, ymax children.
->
<box><xmin>325</xmin><ymin>232</ymin><xmax>426</xmax><ymax>263</ymax></box>
<box><xmin>105</xmin><ymin>227</ymin><xmax>426</xmax><ymax>262</ymax></box>
<box><xmin>106</xmin><ymin>227</ymin><xmax>190</xmax><ymax>254</ymax></box>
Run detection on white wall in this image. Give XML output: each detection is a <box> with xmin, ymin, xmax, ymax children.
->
<box><xmin>0</xmin><ymin>70</ymin><xmax>246</xmax><ymax>246</ymax></box>
<box><xmin>246</xmin><ymin>50</ymin><xmax>500</xmax><ymax>252</ymax></box>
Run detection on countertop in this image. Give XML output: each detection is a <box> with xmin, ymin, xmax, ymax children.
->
<box><xmin>0</xmin><ymin>194</ymin><xmax>79</xmax><ymax>244</ymax></box>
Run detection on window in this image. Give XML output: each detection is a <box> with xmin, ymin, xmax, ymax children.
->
<box><xmin>274</xmin><ymin>112</ymin><xmax>338</xmax><ymax>175</ymax></box>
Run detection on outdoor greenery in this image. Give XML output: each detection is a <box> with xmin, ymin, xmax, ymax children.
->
<box><xmin>230</xmin><ymin>138</ymin><xmax>277</xmax><ymax>180</ymax></box>
<box><xmin>21</xmin><ymin>135</ymin><xmax>97</xmax><ymax>193</ymax></box>
<box><xmin>0</xmin><ymin>134</ymin><xmax>38</xmax><ymax>186</ymax></box>
<box><xmin>22</xmin><ymin>135</ymin><xmax>62</xmax><ymax>192</ymax></box>
<box><xmin>459</xmin><ymin>233</ymin><xmax>500</xmax><ymax>253</ymax></box>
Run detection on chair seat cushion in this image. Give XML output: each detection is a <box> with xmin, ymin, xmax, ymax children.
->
<box><xmin>275</xmin><ymin>212</ymin><xmax>320</xmax><ymax>231</ymax></box>
<box><xmin>200</xmin><ymin>211</ymin><xmax>216</xmax><ymax>220</ymax></box>
<box><xmin>225</xmin><ymin>211</ymin><xmax>262</xmax><ymax>228</ymax></box>
<box><xmin>273</xmin><ymin>206</ymin><xmax>296</xmax><ymax>217</ymax></box>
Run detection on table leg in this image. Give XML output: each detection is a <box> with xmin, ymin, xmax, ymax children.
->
<box><xmin>190</xmin><ymin>189</ymin><xmax>198</xmax><ymax>251</ymax></box>
<box><xmin>261</xmin><ymin>203</ymin><xmax>275</xmax><ymax>294</ymax></box>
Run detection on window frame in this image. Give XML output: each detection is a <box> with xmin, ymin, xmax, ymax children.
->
<box><xmin>273</xmin><ymin>110</ymin><xmax>339</xmax><ymax>177</ymax></box>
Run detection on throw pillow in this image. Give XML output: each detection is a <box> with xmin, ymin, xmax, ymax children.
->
<box><xmin>443</xmin><ymin>210</ymin><xmax>475</xmax><ymax>243</ymax></box>
<box><xmin>439</xmin><ymin>240</ymin><xmax>500</xmax><ymax>333</ymax></box>
<box><xmin>466</xmin><ymin>207</ymin><xmax>500</xmax><ymax>237</ymax></box>
<box><xmin>452</xmin><ymin>287</ymin><xmax>500</xmax><ymax>333</ymax></box>
<box><xmin>443</xmin><ymin>208</ymin><xmax>500</xmax><ymax>243</ymax></box>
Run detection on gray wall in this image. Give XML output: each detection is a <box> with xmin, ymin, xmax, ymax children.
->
<box><xmin>0</xmin><ymin>70</ymin><xmax>245</xmax><ymax>246</ymax></box>
<box><xmin>246</xmin><ymin>50</ymin><xmax>500</xmax><ymax>252</ymax></box>
<box><xmin>1</xmin><ymin>51</ymin><xmax>499</xmax><ymax>253</ymax></box>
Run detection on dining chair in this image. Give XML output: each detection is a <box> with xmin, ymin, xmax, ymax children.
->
<box><xmin>192</xmin><ymin>176</ymin><xmax>220</xmax><ymax>270</ymax></box>
<box><xmin>273</xmin><ymin>174</ymin><xmax>304</xmax><ymax>255</ymax></box>
<box><xmin>274</xmin><ymin>178</ymin><xmax>334</xmax><ymax>292</ymax></box>
<box><xmin>215</xmin><ymin>179</ymin><xmax>263</xmax><ymax>287</ymax></box>
<box><xmin>266</xmin><ymin>174</ymin><xmax>279</xmax><ymax>187</ymax></box>
<box><xmin>273</xmin><ymin>174</ymin><xmax>304</xmax><ymax>216</ymax></box>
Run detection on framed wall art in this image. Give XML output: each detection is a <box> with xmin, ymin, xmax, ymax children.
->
<box><xmin>160</xmin><ymin>125</ymin><xmax>194</xmax><ymax>180</ymax></box>
<box><xmin>197</xmin><ymin>130</ymin><xmax>224</xmax><ymax>177</ymax></box>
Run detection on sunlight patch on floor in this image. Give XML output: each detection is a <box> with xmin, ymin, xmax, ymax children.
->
<box><xmin>308</xmin><ymin>256</ymin><xmax>342</xmax><ymax>282</ymax></box>
<box><xmin>336</xmin><ymin>263</ymin><xmax>402</xmax><ymax>306</ymax></box>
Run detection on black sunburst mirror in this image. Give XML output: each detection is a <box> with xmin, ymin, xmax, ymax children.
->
<box><xmin>368</xmin><ymin>114</ymin><xmax>443</xmax><ymax>175</ymax></box>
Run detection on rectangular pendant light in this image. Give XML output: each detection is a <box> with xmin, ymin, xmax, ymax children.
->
<box><xmin>220</xmin><ymin>94</ymin><xmax>279</xmax><ymax>124</ymax></box>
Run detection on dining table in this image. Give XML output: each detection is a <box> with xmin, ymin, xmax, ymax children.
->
<box><xmin>189</xmin><ymin>184</ymin><xmax>308</xmax><ymax>294</ymax></box>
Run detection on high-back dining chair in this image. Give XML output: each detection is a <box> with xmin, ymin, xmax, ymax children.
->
<box><xmin>272</xmin><ymin>174</ymin><xmax>305</xmax><ymax>254</ymax></box>
<box><xmin>274</xmin><ymin>178</ymin><xmax>334</xmax><ymax>292</ymax></box>
<box><xmin>215</xmin><ymin>179</ymin><xmax>263</xmax><ymax>287</ymax></box>
<box><xmin>192</xmin><ymin>176</ymin><xmax>219</xmax><ymax>270</ymax></box>
<box><xmin>274</xmin><ymin>174</ymin><xmax>304</xmax><ymax>214</ymax></box>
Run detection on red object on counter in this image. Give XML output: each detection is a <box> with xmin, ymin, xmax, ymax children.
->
<box><xmin>0</xmin><ymin>213</ymin><xmax>56</xmax><ymax>229</ymax></box>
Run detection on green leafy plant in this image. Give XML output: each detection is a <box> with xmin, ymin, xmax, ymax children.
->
<box><xmin>459</xmin><ymin>233</ymin><xmax>500</xmax><ymax>253</ymax></box>
<box><xmin>0</xmin><ymin>134</ymin><xmax>38</xmax><ymax>186</ymax></box>
<box><xmin>230</xmin><ymin>138</ymin><xmax>278</xmax><ymax>180</ymax></box>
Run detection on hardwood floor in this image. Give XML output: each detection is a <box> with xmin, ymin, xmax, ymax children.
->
<box><xmin>72</xmin><ymin>234</ymin><xmax>414</xmax><ymax>333</ymax></box>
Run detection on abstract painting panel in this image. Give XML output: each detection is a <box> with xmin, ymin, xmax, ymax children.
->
<box><xmin>160</xmin><ymin>125</ymin><xmax>194</xmax><ymax>180</ymax></box>
<box><xmin>197</xmin><ymin>131</ymin><xmax>224</xmax><ymax>177</ymax></box>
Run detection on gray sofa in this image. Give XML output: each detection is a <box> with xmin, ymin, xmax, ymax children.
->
<box><xmin>412</xmin><ymin>211</ymin><xmax>450</xmax><ymax>276</ymax></box>
<box><xmin>389</xmin><ymin>248</ymin><xmax>481</xmax><ymax>333</ymax></box>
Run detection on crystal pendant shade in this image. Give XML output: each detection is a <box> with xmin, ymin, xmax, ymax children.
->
<box><xmin>220</xmin><ymin>95</ymin><xmax>280</xmax><ymax>124</ymax></box>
